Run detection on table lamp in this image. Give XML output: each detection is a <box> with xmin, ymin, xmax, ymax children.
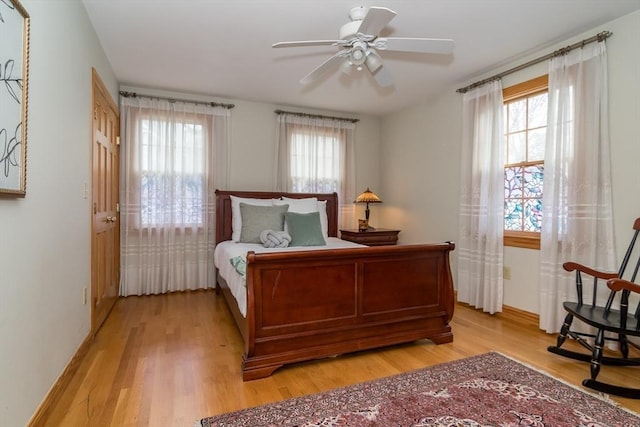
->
<box><xmin>354</xmin><ymin>188</ymin><xmax>382</xmax><ymax>230</ymax></box>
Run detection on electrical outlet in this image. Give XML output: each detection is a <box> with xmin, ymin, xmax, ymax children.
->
<box><xmin>83</xmin><ymin>287</ymin><xmax>87</xmax><ymax>305</ymax></box>
<box><xmin>503</xmin><ymin>266</ymin><xmax>512</xmax><ymax>280</ymax></box>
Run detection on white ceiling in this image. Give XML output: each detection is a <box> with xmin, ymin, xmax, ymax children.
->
<box><xmin>82</xmin><ymin>0</ymin><xmax>640</xmax><ymax>116</ymax></box>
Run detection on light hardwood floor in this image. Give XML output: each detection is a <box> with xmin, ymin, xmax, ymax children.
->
<box><xmin>40</xmin><ymin>290</ymin><xmax>640</xmax><ymax>426</ymax></box>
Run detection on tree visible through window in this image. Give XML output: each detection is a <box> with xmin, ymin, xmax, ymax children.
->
<box><xmin>503</xmin><ymin>75</ymin><xmax>548</xmax><ymax>249</ymax></box>
<box><xmin>290</xmin><ymin>127</ymin><xmax>342</xmax><ymax>194</ymax></box>
<box><xmin>139</xmin><ymin>116</ymin><xmax>206</xmax><ymax>227</ymax></box>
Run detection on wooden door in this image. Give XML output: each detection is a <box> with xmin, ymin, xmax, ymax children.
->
<box><xmin>91</xmin><ymin>69</ymin><xmax>120</xmax><ymax>334</ymax></box>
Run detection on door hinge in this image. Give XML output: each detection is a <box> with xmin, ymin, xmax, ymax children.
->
<box><xmin>94</xmin><ymin>109</ymin><xmax>97</xmax><ymax>120</ymax></box>
<box><xmin>116</xmin><ymin>202</ymin><xmax>120</xmax><ymax>213</ymax></box>
<box><xmin>93</xmin><ymin>203</ymin><xmax>97</xmax><ymax>214</ymax></box>
<box><xmin>116</xmin><ymin>136</ymin><xmax>120</xmax><ymax>146</ymax></box>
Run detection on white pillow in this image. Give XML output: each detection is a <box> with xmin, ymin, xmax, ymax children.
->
<box><xmin>230</xmin><ymin>196</ymin><xmax>273</xmax><ymax>241</ymax></box>
<box><xmin>317</xmin><ymin>200</ymin><xmax>328</xmax><ymax>238</ymax></box>
<box><xmin>277</xmin><ymin>197</ymin><xmax>329</xmax><ymax>238</ymax></box>
<box><xmin>280</xmin><ymin>196</ymin><xmax>318</xmax><ymax>211</ymax></box>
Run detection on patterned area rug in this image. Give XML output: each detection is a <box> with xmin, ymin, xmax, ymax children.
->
<box><xmin>197</xmin><ymin>352</ymin><xmax>640</xmax><ymax>426</ymax></box>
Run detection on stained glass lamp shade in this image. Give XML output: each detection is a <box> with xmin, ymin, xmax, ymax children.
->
<box><xmin>354</xmin><ymin>188</ymin><xmax>382</xmax><ymax>221</ymax></box>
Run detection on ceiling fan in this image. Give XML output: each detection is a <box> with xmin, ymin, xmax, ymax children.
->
<box><xmin>272</xmin><ymin>6</ymin><xmax>454</xmax><ymax>87</ymax></box>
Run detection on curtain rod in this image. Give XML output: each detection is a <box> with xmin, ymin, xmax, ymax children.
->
<box><xmin>274</xmin><ymin>109</ymin><xmax>359</xmax><ymax>123</ymax></box>
<box><xmin>119</xmin><ymin>91</ymin><xmax>235</xmax><ymax>109</ymax></box>
<box><xmin>456</xmin><ymin>30</ymin><xmax>612</xmax><ymax>94</ymax></box>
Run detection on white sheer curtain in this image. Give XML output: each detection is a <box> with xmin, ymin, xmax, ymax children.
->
<box><xmin>275</xmin><ymin>114</ymin><xmax>356</xmax><ymax>229</ymax></box>
<box><xmin>539</xmin><ymin>41</ymin><xmax>616</xmax><ymax>332</ymax></box>
<box><xmin>457</xmin><ymin>80</ymin><xmax>505</xmax><ymax>314</ymax></box>
<box><xmin>119</xmin><ymin>96</ymin><xmax>230</xmax><ymax>296</ymax></box>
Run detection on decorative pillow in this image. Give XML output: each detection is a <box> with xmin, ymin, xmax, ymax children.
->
<box><xmin>239</xmin><ymin>203</ymin><xmax>289</xmax><ymax>243</ymax></box>
<box><xmin>229</xmin><ymin>256</ymin><xmax>246</xmax><ymax>277</ymax></box>
<box><xmin>230</xmin><ymin>196</ymin><xmax>273</xmax><ymax>241</ymax></box>
<box><xmin>276</xmin><ymin>197</ymin><xmax>329</xmax><ymax>238</ymax></box>
<box><xmin>260</xmin><ymin>229</ymin><xmax>291</xmax><ymax>248</ymax></box>
<box><xmin>285</xmin><ymin>211</ymin><xmax>327</xmax><ymax>247</ymax></box>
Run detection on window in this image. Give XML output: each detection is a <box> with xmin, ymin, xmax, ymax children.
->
<box><xmin>503</xmin><ymin>75</ymin><xmax>548</xmax><ymax>249</ymax></box>
<box><xmin>276</xmin><ymin>114</ymin><xmax>356</xmax><ymax>229</ymax></box>
<box><xmin>138</xmin><ymin>114</ymin><xmax>208</xmax><ymax>227</ymax></box>
<box><xmin>289</xmin><ymin>126</ymin><xmax>343</xmax><ymax>194</ymax></box>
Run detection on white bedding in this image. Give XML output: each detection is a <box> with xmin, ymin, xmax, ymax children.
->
<box><xmin>214</xmin><ymin>237</ymin><xmax>365</xmax><ymax>316</ymax></box>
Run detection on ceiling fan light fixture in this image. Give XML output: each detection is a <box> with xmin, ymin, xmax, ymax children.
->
<box><xmin>351</xmin><ymin>49</ymin><xmax>365</xmax><ymax>63</ymax></box>
<box><xmin>340</xmin><ymin>59</ymin><xmax>353</xmax><ymax>75</ymax></box>
<box><xmin>349</xmin><ymin>41</ymin><xmax>367</xmax><ymax>67</ymax></box>
<box><xmin>365</xmin><ymin>51</ymin><xmax>382</xmax><ymax>73</ymax></box>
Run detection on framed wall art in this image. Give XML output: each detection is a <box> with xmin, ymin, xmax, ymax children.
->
<box><xmin>1</xmin><ymin>0</ymin><xmax>29</xmax><ymax>196</ymax></box>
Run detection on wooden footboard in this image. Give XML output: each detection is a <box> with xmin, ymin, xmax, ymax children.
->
<box><xmin>219</xmin><ymin>242</ymin><xmax>455</xmax><ymax>381</ymax></box>
<box><xmin>214</xmin><ymin>190</ymin><xmax>455</xmax><ymax>380</ymax></box>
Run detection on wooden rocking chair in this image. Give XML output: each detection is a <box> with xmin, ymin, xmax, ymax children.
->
<box><xmin>547</xmin><ymin>217</ymin><xmax>640</xmax><ymax>398</ymax></box>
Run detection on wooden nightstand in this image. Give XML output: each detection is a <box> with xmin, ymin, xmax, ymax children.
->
<box><xmin>340</xmin><ymin>228</ymin><xmax>400</xmax><ymax>246</ymax></box>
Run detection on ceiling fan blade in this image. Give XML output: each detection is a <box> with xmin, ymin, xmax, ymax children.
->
<box><xmin>357</xmin><ymin>6</ymin><xmax>396</xmax><ymax>36</ymax></box>
<box><xmin>272</xmin><ymin>40</ymin><xmax>342</xmax><ymax>48</ymax></box>
<box><xmin>374</xmin><ymin>37</ymin><xmax>455</xmax><ymax>54</ymax></box>
<box><xmin>300</xmin><ymin>51</ymin><xmax>349</xmax><ymax>85</ymax></box>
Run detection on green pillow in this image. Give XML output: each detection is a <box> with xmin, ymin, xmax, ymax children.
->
<box><xmin>285</xmin><ymin>211</ymin><xmax>327</xmax><ymax>247</ymax></box>
<box><xmin>239</xmin><ymin>203</ymin><xmax>288</xmax><ymax>243</ymax></box>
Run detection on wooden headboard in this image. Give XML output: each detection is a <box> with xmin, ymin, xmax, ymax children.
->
<box><xmin>215</xmin><ymin>190</ymin><xmax>339</xmax><ymax>244</ymax></box>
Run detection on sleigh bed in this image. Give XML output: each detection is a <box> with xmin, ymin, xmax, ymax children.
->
<box><xmin>214</xmin><ymin>190</ymin><xmax>455</xmax><ymax>381</ymax></box>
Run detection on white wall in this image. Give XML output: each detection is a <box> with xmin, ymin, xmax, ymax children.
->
<box><xmin>119</xmin><ymin>85</ymin><xmax>382</xmax><ymax>218</ymax></box>
<box><xmin>379</xmin><ymin>10</ymin><xmax>640</xmax><ymax>316</ymax></box>
<box><xmin>0</xmin><ymin>1</ymin><xmax>117</xmax><ymax>425</ymax></box>
<box><xmin>378</xmin><ymin>88</ymin><xmax>461</xmax><ymax>250</ymax></box>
